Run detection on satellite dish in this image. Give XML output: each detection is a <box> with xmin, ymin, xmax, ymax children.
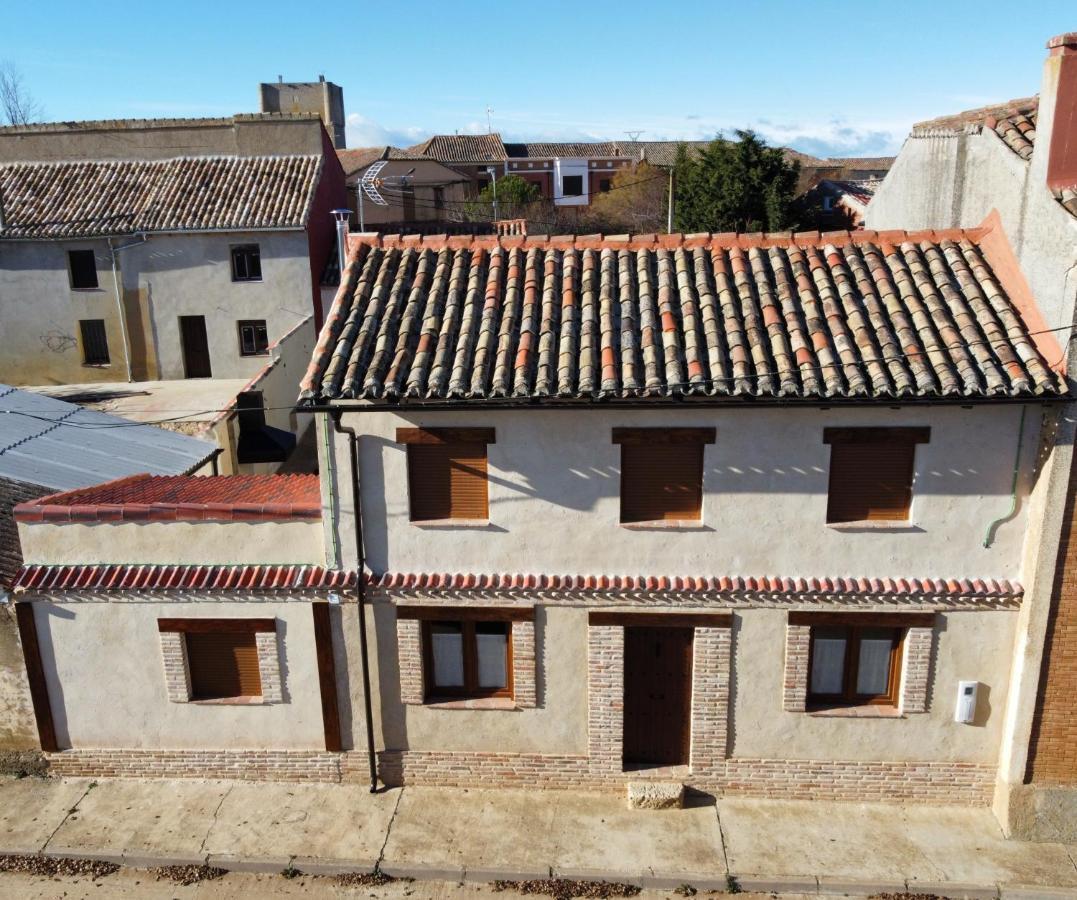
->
<box><xmin>360</xmin><ymin>160</ymin><xmax>389</xmax><ymax>206</ymax></box>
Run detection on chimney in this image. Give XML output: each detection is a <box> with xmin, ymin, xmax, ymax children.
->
<box><xmin>319</xmin><ymin>74</ymin><xmax>325</xmax><ymax>83</ymax></box>
<box><xmin>1045</xmin><ymin>32</ymin><xmax>1077</xmax><ymax>190</ymax></box>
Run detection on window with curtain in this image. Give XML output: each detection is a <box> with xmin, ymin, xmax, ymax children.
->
<box><xmin>808</xmin><ymin>624</ymin><xmax>903</xmax><ymax>708</ymax></box>
<box><xmin>422</xmin><ymin>619</ymin><xmax>512</xmax><ymax>700</ymax></box>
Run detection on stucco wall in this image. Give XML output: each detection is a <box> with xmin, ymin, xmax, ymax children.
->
<box><xmin>17</xmin><ymin>520</ymin><xmax>325</xmax><ymax>567</ymax></box>
<box><xmin>0</xmin><ymin>231</ymin><xmax>316</xmax><ymax>385</ymax></box>
<box><xmin>334</xmin><ymin>404</ymin><xmax>1039</xmax><ymax>581</ymax></box>
<box><xmin>33</xmin><ymin>599</ymin><xmax>325</xmax><ymax>749</ymax></box>
<box><xmin>732</xmin><ymin>608</ymin><xmax>1015</xmax><ymax>763</ymax></box>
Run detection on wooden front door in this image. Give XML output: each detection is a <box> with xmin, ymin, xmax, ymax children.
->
<box><xmin>623</xmin><ymin>626</ymin><xmax>693</xmax><ymax>767</ymax></box>
<box><xmin>179</xmin><ymin>315</ymin><xmax>212</xmax><ymax>378</ymax></box>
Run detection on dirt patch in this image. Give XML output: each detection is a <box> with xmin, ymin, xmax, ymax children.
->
<box><xmin>0</xmin><ymin>853</ymin><xmax>118</xmax><ymax>879</ymax></box>
<box><xmin>150</xmin><ymin>864</ymin><xmax>227</xmax><ymax>886</ymax></box>
<box><xmin>493</xmin><ymin>879</ymin><xmax>641</xmax><ymax>899</ymax></box>
<box><xmin>332</xmin><ymin>871</ymin><xmax>399</xmax><ymax>887</ymax></box>
<box><xmin>870</xmin><ymin>893</ymin><xmax>945</xmax><ymax>900</ymax></box>
<box><xmin>0</xmin><ymin>750</ymin><xmax>48</xmax><ymax>778</ymax></box>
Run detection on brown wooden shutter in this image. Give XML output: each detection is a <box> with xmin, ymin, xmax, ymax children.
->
<box><xmin>826</xmin><ymin>440</ymin><xmax>916</xmax><ymax>523</ymax></box>
<box><xmin>186</xmin><ymin>631</ymin><xmax>262</xmax><ymax>699</ymax></box>
<box><xmin>620</xmin><ymin>443</ymin><xmax>704</xmax><ymax>523</ymax></box>
<box><xmin>407</xmin><ymin>443</ymin><xmax>488</xmax><ymax>520</ymax></box>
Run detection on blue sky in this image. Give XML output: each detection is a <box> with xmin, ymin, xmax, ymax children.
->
<box><xmin>6</xmin><ymin>1</ymin><xmax>1075</xmax><ymax>157</ymax></box>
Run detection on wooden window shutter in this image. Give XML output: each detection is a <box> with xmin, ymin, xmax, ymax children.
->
<box><xmin>186</xmin><ymin>631</ymin><xmax>262</xmax><ymax>699</ymax></box>
<box><xmin>620</xmin><ymin>443</ymin><xmax>704</xmax><ymax>523</ymax></box>
<box><xmin>826</xmin><ymin>440</ymin><xmax>916</xmax><ymax>523</ymax></box>
<box><xmin>407</xmin><ymin>443</ymin><xmax>488</xmax><ymax>520</ymax></box>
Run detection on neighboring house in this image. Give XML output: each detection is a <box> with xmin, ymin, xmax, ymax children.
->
<box><xmin>867</xmin><ymin>32</ymin><xmax>1077</xmax><ymax>840</ymax></box>
<box><xmin>337</xmin><ymin>146</ymin><xmax>471</xmax><ymax>230</ymax></box>
<box><xmin>801</xmin><ymin>178</ymin><xmax>881</xmax><ymax>228</ymax></box>
<box><xmin>0</xmin><ymin>114</ymin><xmax>346</xmax><ymax>386</ymax></box>
<box><xmin>259</xmin><ymin>76</ymin><xmax>346</xmax><ymax>149</ymax></box>
<box><xmin>0</xmin><ymin>384</ymin><xmax>215</xmax><ymax>753</ymax></box>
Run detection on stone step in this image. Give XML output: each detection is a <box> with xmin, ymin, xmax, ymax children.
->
<box><xmin>626</xmin><ymin>781</ymin><xmax>685</xmax><ymax>810</ymax></box>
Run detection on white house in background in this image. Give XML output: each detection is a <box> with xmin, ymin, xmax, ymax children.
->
<box><xmin>0</xmin><ymin>114</ymin><xmax>346</xmax><ymax>386</ymax></box>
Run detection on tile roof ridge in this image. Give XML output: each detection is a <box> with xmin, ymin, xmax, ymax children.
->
<box><xmin>16</xmin><ymin>472</ymin><xmax>153</xmax><ymax>512</ymax></box>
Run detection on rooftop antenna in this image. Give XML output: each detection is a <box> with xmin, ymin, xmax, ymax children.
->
<box><xmin>624</xmin><ymin>130</ymin><xmax>644</xmax><ymax>142</ymax></box>
<box><xmin>356</xmin><ymin>159</ymin><xmax>389</xmax><ymax>231</ymax></box>
<box><xmin>486</xmin><ymin>106</ymin><xmax>494</xmax><ymax>134</ymax></box>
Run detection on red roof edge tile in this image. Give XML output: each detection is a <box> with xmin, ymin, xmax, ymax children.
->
<box><xmin>14</xmin><ymin>564</ymin><xmax>354</xmax><ymax>593</ymax></box>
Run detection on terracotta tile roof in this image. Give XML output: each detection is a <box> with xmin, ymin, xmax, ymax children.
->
<box><xmin>336</xmin><ymin>146</ymin><xmax>430</xmax><ymax>176</ymax></box>
<box><xmin>821</xmin><ymin>178</ymin><xmax>881</xmax><ymax>208</ymax></box>
<box><xmin>913</xmin><ymin>97</ymin><xmax>1039</xmax><ymax>161</ymax></box>
<box><xmin>366</xmin><ymin>570</ymin><xmax>1022</xmax><ymax>599</ymax></box>
<box><xmin>0</xmin><ymin>154</ymin><xmax>322</xmax><ymax>238</ymax></box>
<box><xmin>14</xmin><ymin>563</ymin><xmax>353</xmax><ymax>593</ymax></box>
<box><xmin>300</xmin><ymin>227</ymin><xmax>1064</xmax><ymax>405</ymax></box>
<box><xmin>408</xmin><ymin>134</ymin><xmax>507</xmax><ymax>163</ymax></box>
<box><xmin>14</xmin><ymin>473</ymin><xmax>321</xmax><ymax>523</ymax></box>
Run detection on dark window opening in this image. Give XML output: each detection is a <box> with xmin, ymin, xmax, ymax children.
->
<box><xmin>562</xmin><ymin>175</ymin><xmax>584</xmax><ymax>196</ymax></box>
<box><xmin>69</xmin><ymin>250</ymin><xmax>98</xmax><ymax>289</ymax></box>
<box><xmin>808</xmin><ymin>625</ymin><xmax>903</xmax><ymax>708</ymax></box>
<box><xmin>238</xmin><ymin>320</ymin><xmax>269</xmax><ymax>356</ymax></box>
<box><xmin>599</xmin><ymin>178</ymin><xmax>612</xmax><ymax>192</ymax></box>
<box><xmin>231</xmin><ymin>244</ymin><xmax>262</xmax><ymax>282</ymax></box>
<box><xmin>186</xmin><ymin>630</ymin><xmax>262</xmax><ymax>700</ymax></box>
<box><xmin>236</xmin><ymin>390</ymin><xmax>295</xmax><ymax>465</ymax></box>
<box><xmin>79</xmin><ymin>319</ymin><xmax>110</xmax><ymax>366</ymax></box>
<box><xmin>422</xmin><ymin>619</ymin><xmax>512</xmax><ymax>700</ymax></box>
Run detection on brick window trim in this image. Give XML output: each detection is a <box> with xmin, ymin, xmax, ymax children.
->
<box><xmin>783</xmin><ymin>612</ymin><xmax>934</xmax><ymax>715</ymax></box>
<box><xmin>396</xmin><ymin>607</ymin><xmax>536</xmax><ymax>709</ymax></box>
<box><xmin>158</xmin><ymin>619</ymin><xmax>284</xmax><ymax>705</ymax></box>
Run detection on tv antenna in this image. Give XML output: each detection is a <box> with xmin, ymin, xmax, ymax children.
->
<box><xmin>486</xmin><ymin>106</ymin><xmax>494</xmax><ymax>133</ymax></box>
<box><xmin>356</xmin><ymin>159</ymin><xmax>389</xmax><ymax>230</ymax></box>
<box><xmin>624</xmin><ymin>130</ymin><xmax>644</xmax><ymax>142</ymax></box>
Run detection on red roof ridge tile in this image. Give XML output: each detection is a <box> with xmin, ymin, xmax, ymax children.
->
<box><xmin>14</xmin><ymin>564</ymin><xmax>353</xmax><ymax>593</ymax></box>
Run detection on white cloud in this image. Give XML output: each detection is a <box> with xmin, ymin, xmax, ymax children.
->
<box><xmin>345</xmin><ymin>112</ymin><xmax>427</xmax><ymax>149</ymax></box>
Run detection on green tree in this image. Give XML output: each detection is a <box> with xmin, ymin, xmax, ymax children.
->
<box><xmin>464</xmin><ymin>174</ymin><xmax>540</xmax><ymax>221</ymax></box>
<box><xmin>673</xmin><ymin>130</ymin><xmax>799</xmax><ymax>233</ymax></box>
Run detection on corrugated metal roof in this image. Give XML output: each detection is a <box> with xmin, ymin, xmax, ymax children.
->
<box><xmin>0</xmin><ymin>384</ymin><xmax>216</xmax><ymax>491</ymax></box>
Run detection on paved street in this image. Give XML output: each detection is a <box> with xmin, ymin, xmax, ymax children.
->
<box><xmin>1</xmin><ymin>775</ymin><xmax>1076</xmax><ymax>897</ymax></box>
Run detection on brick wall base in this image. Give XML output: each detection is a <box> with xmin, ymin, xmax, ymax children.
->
<box><xmin>374</xmin><ymin>750</ymin><xmax>994</xmax><ymax>805</ymax></box>
<box><xmin>45</xmin><ymin>747</ymin><xmax>994</xmax><ymax>805</ymax></box>
<box><xmin>46</xmin><ymin>749</ymin><xmax>342</xmax><ymax>782</ymax></box>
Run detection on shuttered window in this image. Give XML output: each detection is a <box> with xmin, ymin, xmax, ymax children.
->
<box><xmin>79</xmin><ymin>319</ymin><xmax>110</xmax><ymax>366</ymax></box>
<box><xmin>824</xmin><ymin>428</ymin><xmax>929</xmax><ymax>524</ymax></box>
<box><xmin>186</xmin><ymin>631</ymin><xmax>262</xmax><ymax>700</ymax></box>
<box><xmin>398</xmin><ymin>428</ymin><xmax>495</xmax><ymax>522</ymax></box>
<box><xmin>614</xmin><ymin>428</ymin><xmax>715</xmax><ymax>524</ymax></box>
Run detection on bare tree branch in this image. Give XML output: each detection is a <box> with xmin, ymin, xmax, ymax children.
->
<box><xmin>0</xmin><ymin>62</ymin><xmax>44</xmax><ymax>126</ymax></box>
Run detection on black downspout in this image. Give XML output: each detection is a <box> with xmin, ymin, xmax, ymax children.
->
<box><xmin>330</xmin><ymin>411</ymin><xmax>379</xmax><ymax>793</ymax></box>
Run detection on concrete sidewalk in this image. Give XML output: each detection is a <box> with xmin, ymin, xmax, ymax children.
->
<box><xmin>1</xmin><ymin>775</ymin><xmax>1076</xmax><ymax>897</ymax></box>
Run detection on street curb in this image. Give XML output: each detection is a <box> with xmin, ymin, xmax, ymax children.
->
<box><xmin>642</xmin><ymin>871</ymin><xmax>729</xmax><ymax>891</ymax></box>
<box><xmin>291</xmin><ymin>856</ymin><xmax>378</xmax><ymax>876</ymax></box>
<box><xmin>40</xmin><ymin>848</ymin><xmax>126</xmax><ymax>866</ymax></box>
<box><xmin>462</xmin><ymin>865</ymin><xmax>552</xmax><ymax>883</ymax></box>
<box><xmin>379</xmin><ymin>861</ymin><xmax>465</xmax><ymax>882</ymax></box>
<box><xmin>817</xmin><ymin>876</ymin><xmax>908</xmax><ymax>895</ymax></box>
<box><xmin>1000</xmin><ymin>886</ymin><xmax>1077</xmax><ymax>900</ymax></box>
<box><xmin>551</xmin><ymin>866</ymin><xmax>644</xmax><ymax>887</ymax></box>
<box><xmin>906</xmin><ymin>881</ymin><xmax>1000</xmax><ymax>899</ymax></box>
<box><xmin>736</xmin><ymin>873</ymin><xmax>820</xmax><ymax>894</ymax></box>
<box><xmin>206</xmin><ymin>854</ymin><xmax>292</xmax><ymax>874</ymax></box>
<box><xmin>122</xmin><ymin>853</ymin><xmax>210</xmax><ymax>869</ymax></box>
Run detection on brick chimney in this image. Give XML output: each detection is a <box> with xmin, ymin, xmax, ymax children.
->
<box><xmin>1045</xmin><ymin>32</ymin><xmax>1077</xmax><ymax>190</ymax></box>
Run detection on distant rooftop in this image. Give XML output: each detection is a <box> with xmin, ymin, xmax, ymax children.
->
<box><xmin>0</xmin><ymin>384</ymin><xmax>216</xmax><ymax>492</ymax></box>
<box><xmin>913</xmin><ymin>97</ymin><xmax>1038</xmax><ymax>161</ymax></box>
<box><xmin>0</xmin><ymin>112</ymin><xmax>322</xmax><ymax>135</ymax></box>
<box><xmin>15</xmin><ymin>473</ymin><xmax>321</xmax><ymax>523</ymax></box>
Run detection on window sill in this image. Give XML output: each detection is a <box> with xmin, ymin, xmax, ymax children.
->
<box><xmin>410</xmin><ymin>518</ymin><xmax>492</xmax><ymax>529</ymax></box>
<box><xmin>620</xmin><ymin>520</ymin><xmax>709</xmax><ymax>531</ymax></box>
<box><xmin>190</xmin><ymin>695</ymin><xmax>265</xmax><ymax>706</ymax></box>
<box><xmin>826</xmin><ymin>520</ymin><xmax>922</xmax><ymax>533</ymax></box>
<box><xmin>232</xmin><ymin>279</ymin><xmax>264</xmax><ymax>284</ymax></box>
<box><xmin>70</xmin><ymin>287</ymin><xmax>104</xmax><ymax>293</ymax></box>
<box><xmin>81</xmin><ymin>363</ymin><xmax>111</xmax><ymax>369</ymax></box>
<box><xmin>807</xmin><ymin>705</ymin><xmax>903</xmax><ymax>719</ymax></box>
<box><xmin>239</xmin><ymin>352</ymin><xmax>271</xmax><ymax>358</ymax></box>
<box><xmin>423</xmin><ymin>696</ymin><xmax>517</xmax><ymax>711</ymax></box>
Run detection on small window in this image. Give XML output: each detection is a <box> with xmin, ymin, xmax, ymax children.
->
<box><xmin>231</xmin><ymin>244</ymin><xmax>262</xmax><ymax>282</ymax></box>
<box><xmin>68</xmin><ymin>250</ymin><xmax>98</xmax><ymax>289</ymax></box>
<box><xmin>824</xmin><ymin>428</ymin><xmax>929</xmax><ymax>524</ymax></box>
<box><xmin>615</xmin><ymin>428</ymin><xmax>714</xmax><ymax>524</ymax></box>
<box><xmin>808</xmin><ymin>625</ymin><xmax>903</xmax><ymax>708</ymax></box>
<box><xmin>822</xmin><ymin>196</ymin><xmax>834</xmax><ymax>212</ymax></box>
<box><xmin>562</xmin><ymin>174</ymin><xmax>584</xmax><ymax>196</ymax></box>
<box><xmin>599</xmin><ymin>178</ymin><xmax>612</xmax><ymax>193</ymax></box>
<box><xmin>79</xmin><ymin>319</ymin><xmax>110</xmax><ymax>366</ymax></box>
<box><xmin>422</xmin><ymin>619</ymin><xmax>512</xmax><ymax>700</ymax></box>
<box><xmin>185</xmin><ymin>631</ymin><xmax>262</xmax><ymax>700</ymax></box>
<box><xmin>237</xmin><ymin>319</ymin><xmax>269</xmax><ymax>356</ymax></box>
<box><xmin>398</xmin><ymin>428</ymin><xmax>494</xmax><ymax>522</ymax></box>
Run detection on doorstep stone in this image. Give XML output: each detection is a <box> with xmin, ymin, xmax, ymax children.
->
<box><xmin>626</xmin><ymin>782</ymin><xmax>685</xmax><ymax>810</ymax></box>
